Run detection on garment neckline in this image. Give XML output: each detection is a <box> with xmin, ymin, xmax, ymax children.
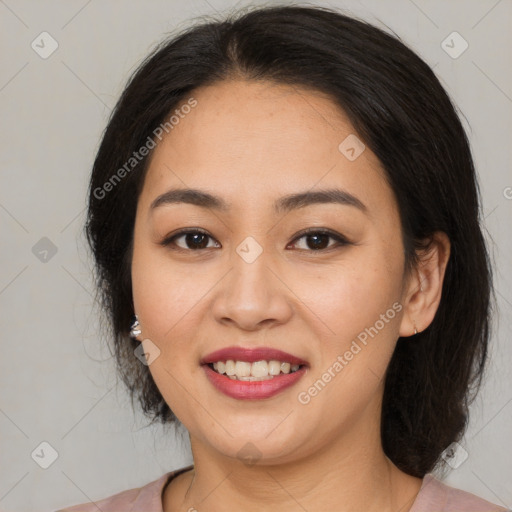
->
<box><xmin>160</xmin><ymin>464</ymin><xmax>195</xmax><ymax>507</ymax></box>
<box><xmin>158</xmin><ymin>465</ymin><xmax>432</xmax><ymax>511</ymax></box>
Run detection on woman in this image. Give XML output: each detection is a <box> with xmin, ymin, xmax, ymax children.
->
<box><xmin>58</xmin><ymin>4</ymin><xmax>508</xmax><ymax>512</ymax></box>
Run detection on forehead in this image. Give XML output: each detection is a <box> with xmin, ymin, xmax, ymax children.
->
<box><xmin>140</xmin><ymin>79</ymin><xmax>393</xmax><ymax>216</ymax></box>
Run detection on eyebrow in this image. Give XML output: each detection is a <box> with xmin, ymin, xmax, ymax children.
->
<box><xmin>149</xmin><ymin>187</ymin><xmax>367</xmax><ymax>215</ymax></box>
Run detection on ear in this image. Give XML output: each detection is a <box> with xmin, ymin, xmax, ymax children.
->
<box><xmin>399</xmin><ymin>231</ymin><xmax>451</xmax><ymax>337</ymax></box>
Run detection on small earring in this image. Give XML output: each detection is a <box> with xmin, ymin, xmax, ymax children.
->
<box><xmin>130</xmin><ymin>315</ymin><xmax>141</xmax><ymax>339</ymax></box>
<box><xmin>413</xmin><ymin>322</ymin><xmax>418</xmax><ymax>335</ymax></box>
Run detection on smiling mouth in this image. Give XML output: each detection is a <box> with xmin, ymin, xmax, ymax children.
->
<box><xmin>206</xmin><ymin>360</ymin><xmax>305</xmax><ymax>381</ymax></box>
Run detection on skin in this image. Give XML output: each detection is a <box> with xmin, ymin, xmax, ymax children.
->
<box><xmin>130</xmin><ymin>79</ymin><xmax>451</xmax><ymax>512</ymax></box>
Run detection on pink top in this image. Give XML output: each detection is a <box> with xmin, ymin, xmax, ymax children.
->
<box><xmin>56</xmin><ymin>465</ymin><xmax>509</xmax><ymax>512</ymax></box>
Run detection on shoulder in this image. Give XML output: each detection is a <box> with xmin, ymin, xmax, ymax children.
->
<box><xmin>411</xmin><ymin>474</ymin><xmax>510</xmax><ymax>512</ymax></box>
<box><xmin>55</xmin><ymin>465</ymin><xmax>194</xmax><ymax>512</ymax></box>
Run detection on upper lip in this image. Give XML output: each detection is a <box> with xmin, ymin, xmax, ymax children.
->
<box><xmin>200</xmin><ymin>346</ymin><xmax>309</xmax><ymax>366</ymax></box>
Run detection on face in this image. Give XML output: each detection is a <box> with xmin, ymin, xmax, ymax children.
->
<box><xmin>131</xmin><ymin>79</ymin><xmax>412</xmax><ymax>466</ymax></box>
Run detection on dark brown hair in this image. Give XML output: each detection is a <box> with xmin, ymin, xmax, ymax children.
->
<box><xmin>84</xmin><ymin>4</ymin><xmax>493</xmax><ymax>478</ymax></box>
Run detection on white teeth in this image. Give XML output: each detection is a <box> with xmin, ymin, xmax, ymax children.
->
<box><xmin>238</xmin><ymin>375</ymin><xmax>274</xmax><ymax>381</ymax></box>
<box><xmin>235</xmin><ymin>361</ymin><xmax>251</xmax><ymax>377</ymax></box>
<box><xmin>281</xmin><ymin>362</ymin><xmax>291</xmax><ymax>374</ymax></box>
<box><xmin>225</xmin><ymin>360</ymin><xmax>236</xmax><ymax>376</ymax></box>
<box><xmin>251</xmin><ymin>361</ymin><xmax>268</xmax><ymax>378</ymax></box>
<box><xmin>268</xmin><ymin>360</ymin><xmax>281</xmax><ymax>375</ymax></box>
<box><xmin>210</xmin><ymin>359</ymin><xmax>303</xmax><ymax>380</ymax></box>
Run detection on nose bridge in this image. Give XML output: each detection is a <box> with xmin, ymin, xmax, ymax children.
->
<box><xmin>211</xmin><ymin>234</ymin><xmax>292</xmax><ymax>329</ymax></box>
<box><xmin>229</xmin><ymin>235</ymin><xmax>275</xmax><ymax>303</ymax></box>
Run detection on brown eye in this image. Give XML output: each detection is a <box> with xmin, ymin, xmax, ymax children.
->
<box><xmin>160</xmin><ymin>228</ymin><xmax>349</xmax><ymax>253</ymax></box>
<box><xmin>160</xmin><ymin>229</ymin><xmax>219</xmax><ymax>250</ymax></box>
<box><xmin>287</xmin><ymin>229</ymin><xmax>349</xmax><ymax>251</ymax></box>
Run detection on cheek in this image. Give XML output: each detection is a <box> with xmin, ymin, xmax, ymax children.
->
<box><xmin>131</xmin><ymin>240</ymin><xmax>210</xmax><ymax>341</ymax></box>
<box><xmin>294</xmin><ymin>256</ymin><xmax>403</xmax><ymax>412</ymax></box>
<box><xmin>294</xmin><ymin>266</ymin><xmax>402</xmax><ymax>418</ymax></box>
<box><xmin>294</xmin><ymin>255</ymin><xmax>402</xmax><ymax>345</ymax></box>
<box><xmin>131</xmin><ymin>244</ymin><xmax>205</xmax><ymax>420</ymax></box>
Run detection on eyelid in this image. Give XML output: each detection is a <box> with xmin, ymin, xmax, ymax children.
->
<box><xmin>289</xmin><ymin>227</ymin><xmax>349</xmax><ymax>245</ymax></box>
<box><xmin>159</xmin><ymin>227</ymin><xmax>351</xmax><ymax>252</ymax></box>
<box><xmin>159</xmin><ymin>228</ymin><xmax>218</xmax><ymax>251</ymax></box>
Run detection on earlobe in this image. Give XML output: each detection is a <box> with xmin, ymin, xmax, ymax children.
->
<box><xmin>399</xmin><ymin>231</ymin><xmax>451</xmax><ymax>338</ymax></box>
<box><xmin>130</xmin><ymin>314</ymin><xmax>142</xmax><ymax>340</ymax></box>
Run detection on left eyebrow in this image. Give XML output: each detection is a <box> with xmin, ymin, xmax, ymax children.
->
<box><xmin>275</xmin><ymin>188</ymin><xmax>367</xmax><ymax>215</ymax></box>
<box><xmin>149</xmin><ymin>187</ymin><xmax>368</xmax><ymax>215</ymax></box>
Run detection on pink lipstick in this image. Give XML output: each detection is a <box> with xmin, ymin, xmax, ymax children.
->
<box><xmin>200</xmin><ymin>346</ymin><xmax>309</xmax><ymax>400</ymax></box>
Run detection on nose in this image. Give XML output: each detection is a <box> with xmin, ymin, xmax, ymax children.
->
<box><xmin>210</xmin><ymin>249</ymin><xmax>293</xmax><ymax>331</ymax></box>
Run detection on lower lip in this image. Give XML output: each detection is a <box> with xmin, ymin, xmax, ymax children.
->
<box><xmin>202</xmin><ymin>364</ymin><xmax>307</xmax><ymax>400</ymax></box>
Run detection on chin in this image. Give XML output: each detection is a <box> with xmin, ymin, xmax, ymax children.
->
<box><xmin>197</xmin><ymin>422</ymin><xmax>309</xmax><ymax>465</ymax></box>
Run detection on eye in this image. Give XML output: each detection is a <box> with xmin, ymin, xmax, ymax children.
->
<box><xmin>160</xmin><ymin>229</ymin><xmax>220</xmax><ymax>251</ymax></box>
<box><xmin>159</xmin><ymin>228</ymin><xmax>350</xmax><ymax>252</ymax></box>
<box><xmin>287</xmin><ymin>228</ymin><xmax>350</xmax><ymax>251</ymax></box>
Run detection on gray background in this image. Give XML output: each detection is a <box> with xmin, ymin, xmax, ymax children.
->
<box><xmin>0</xmin><ymin>0</ymin><xmax>510</xmax><ymax>510</ymax></box>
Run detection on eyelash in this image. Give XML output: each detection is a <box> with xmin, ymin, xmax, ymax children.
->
<box><xmin>159</xmin><ymin>227</ymin><xmax>350</xmax><ymax>253</ymax></box>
